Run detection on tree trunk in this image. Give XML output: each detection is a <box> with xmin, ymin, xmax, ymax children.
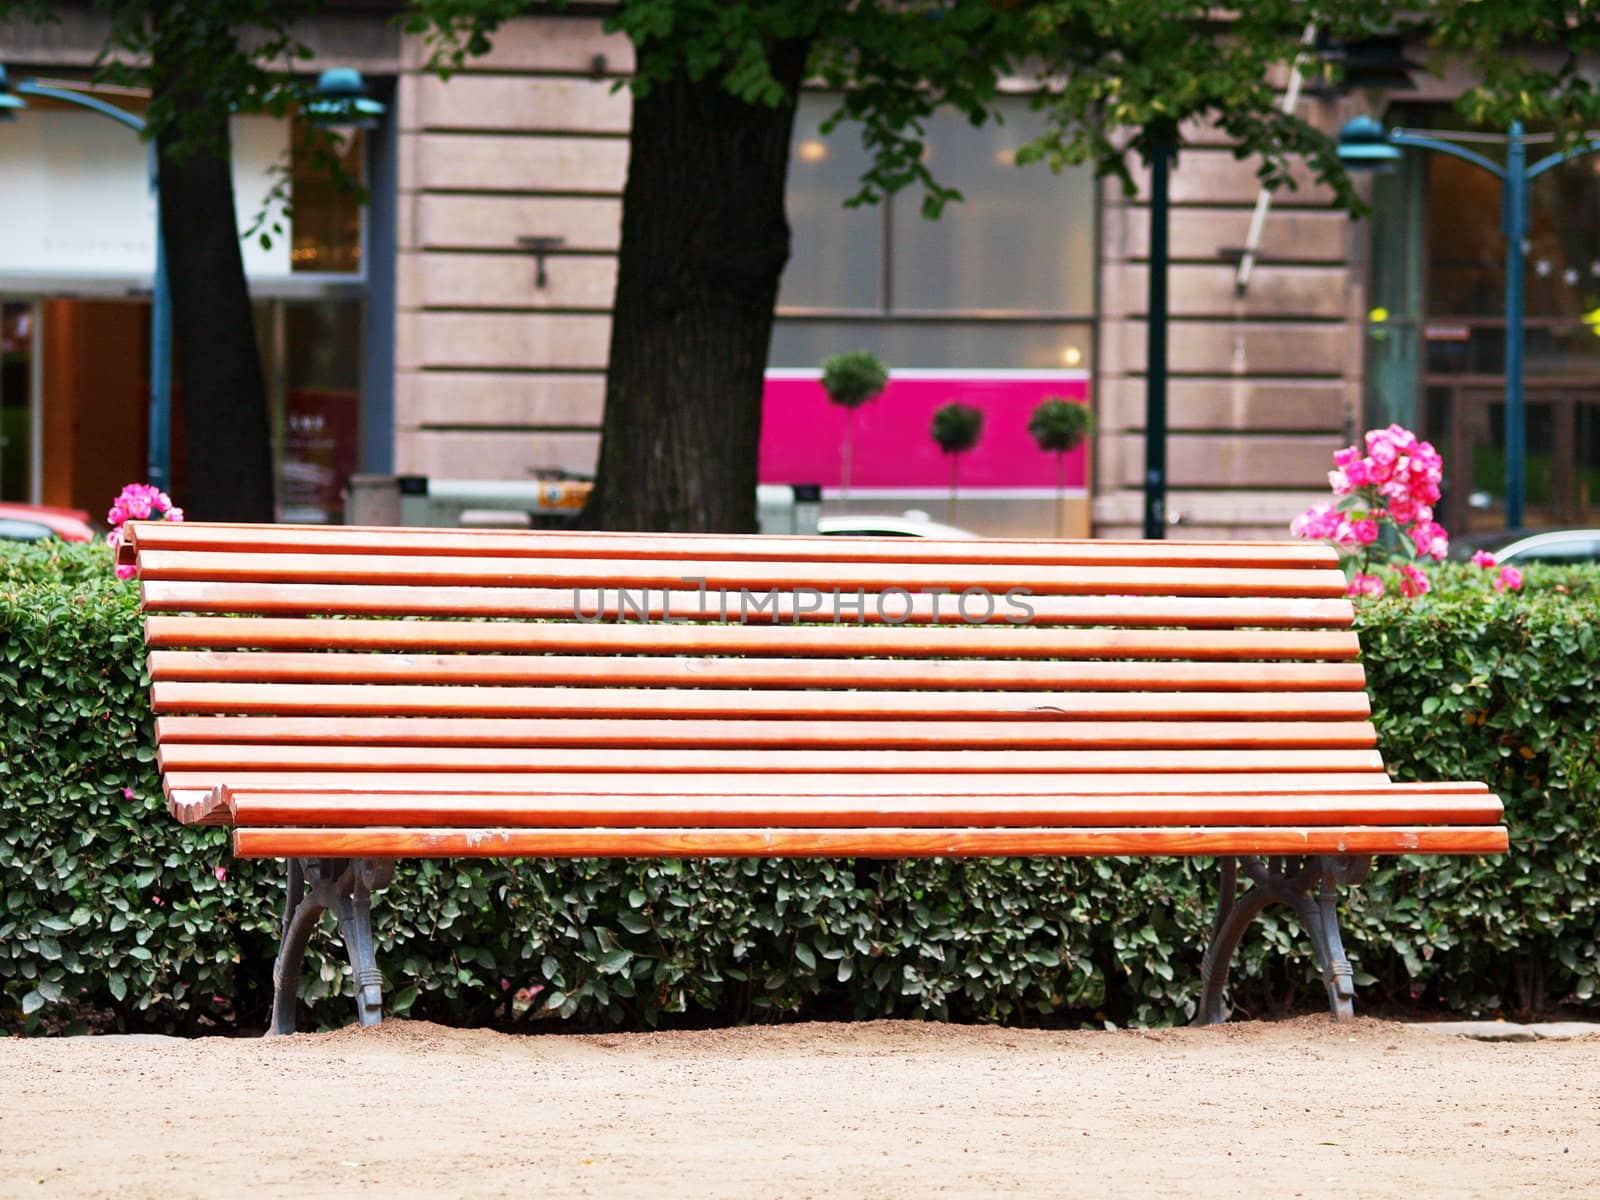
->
<box><xmin>150</xmin><ymin>19</ymin><xmax>274</xmax><ymax>522</ymax></box>
<box><xmin>582</xmin><ymin>38</ymin><xmax>812</xmax><ymax>532</ymax></box>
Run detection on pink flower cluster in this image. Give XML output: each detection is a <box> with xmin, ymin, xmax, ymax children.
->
<box><xmin>1467</xmin><ymin>550</ymin><xmax>1523</xmax><ymax>593</ymax></box>
<box><xmin>1292</xmin><ymin>425</ymin><xmax>1453</xmax><ymax>599</ymax></box>
<box><xmin>105</xmin><ymin>482</ymin><xmax>184</xmax><ymax>580</ymax></box>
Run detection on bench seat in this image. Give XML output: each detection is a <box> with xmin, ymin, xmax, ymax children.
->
<box><xmin>119</xmin><ymin>521</ymin><xmax>1506</xmax><ymax>1032</ymax></box>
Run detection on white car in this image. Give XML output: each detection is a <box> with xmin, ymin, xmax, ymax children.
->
<box><xmin>816</xmin><ymin>510</ymin><xmax>980</xmax><ymax>539</ymax></box>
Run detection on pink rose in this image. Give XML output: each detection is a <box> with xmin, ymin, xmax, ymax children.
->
<box><xmin>114</xmin><ymin>563</ymin><xmax>137</xmax><ymax>582</ymax></box>
<box><xmin>1346</xmin><ymin>573</ymin><xmax>1386</xmax><ymax>598</ymax></box>
<box><xmin>1471</xmin><ymin>550</ymin><xmax>1497</xmax><ymax>569</ymax></box>
<box><xmin>214</xmin><ymin>866</ymin><xmax>229</xmax><ymax>883</ymax></box>
<box><xmin>1495</xmin><ymin>566</ymin><xmax>1524</xmax><ymax>593</ymax></box>
<box><xmin>1408</xmin><ymin>519</ymin><xmax>1449</xmax><ymax>562</ymax></box>
<box><xmin>1350</xmin><ymin>519</ymin><xmax>1379</xmax><ymax>545</ymax></box>
<box><xmin>1291</xmin><ymin>502</ymin><xmax>1340</xmax><ymax>541</ymax></box>
<box><xmin>1397</xmin><ymin>564</ymin><xmax>1432</xmax><ymax>598</ymax></box>
<box><xmin>121</xmin><ymin>787</ymin><xmax>134</xmax><ymax>800</ymax></box>
<box><xmin>165</xmin><ymin>506</ymin><xmax>184</xmax><ymax>523</ymax></box>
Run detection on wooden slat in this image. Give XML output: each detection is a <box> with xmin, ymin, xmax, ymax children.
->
<box><xmin>149</xmin><ymin>683</ymin><xmax>1374</xmax><ymax>721</ymax></box>
<box><xmin>123</xmin><ymin>520</ymin><xmax>1341</xmax><ymax>569</ymax></box>
<box><xmin>171</xmin><ymin>774</ymin><xmax>1488</xmax><ymax>826</ymax></box>
<box><xmin>157</xmin><ymin>744</ymin><xmax>1389</xmax><ymax>773</ymax></box>
<box><xmin>223</xmin><ymin>789</ymin><xmax>1505</xmax><ymax>828</ymax></box>
<box><xmin>133</xmin><ymin>550</ymin><xmax>1347</xmax><ymax>598</ymax></box>
<box><xmin>153</xmin><ymin>717</ymin><xmax>1378</xmax><ymax>750</ymax></box>
<box><xmin>143</xmin><ymin>617</ymin><xmax>1363</xmax><ymax>661</ymax></box>
<box><xmin>231</xmin><ymin>824</ymin><xmax>1512</xmax><ymax>858</ymax></box>
<box><xmin>140</xmin><ymin>586</ymin><xmax>1357</xmax><ymax>625</ymax></box>
<box><xmin>147</xmin><ymin>651</ymin><xmax>1371</xmax><ymax>691</ymax></box>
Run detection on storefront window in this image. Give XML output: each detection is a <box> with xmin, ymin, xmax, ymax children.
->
<box><xmin>776</xmin><ymin>92</ymin><xmax>1098</xmax><ymax>344</ymax></box>
<box><xmin>1366</xmin><ymin>104</ymin><xmax>1600</xmax><ymax>533</ymax></box>
<box><xmin>257</xmin><ymin>298</ymin><xmax>363</xmax><ymax>523</ymax></box>
<box><xmin>290</xmin><ymin>121</ymin><xmax>365</xmax><ymax>274</ymax></box>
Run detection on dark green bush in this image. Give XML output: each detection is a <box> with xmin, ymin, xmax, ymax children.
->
<box><xmin>3</xmin><ymin>542</ymin><xmax>1598</xmax><ymax>1033</ymax></box>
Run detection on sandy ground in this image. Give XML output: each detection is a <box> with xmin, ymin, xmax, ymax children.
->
<box><xmin>1</xmin><ymin>1017</ymin><xmax>1596</xmax><ymax>1199</ymax></box>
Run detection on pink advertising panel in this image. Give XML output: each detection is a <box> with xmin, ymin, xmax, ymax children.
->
<box><xmin>758</xmin><ymin>369</ymin><xmax>1090</xmax><ymax>492</ymax></box>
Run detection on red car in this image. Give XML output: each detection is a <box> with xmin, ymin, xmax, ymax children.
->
<box><xmin>0</xmin><ymin>503</ymin><xmax>96</xmax><ymax>543</ymax></box>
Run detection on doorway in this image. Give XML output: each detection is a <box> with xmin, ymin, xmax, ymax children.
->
<box><xmin>0</xmin><ymin>302</ymin><xmax>35</xmax><ymax>502</ymax></box>
<box><xmin>1427</xmin><ymin>383</ymin><xmax>1600</xmax><ymax>533</ymax></box>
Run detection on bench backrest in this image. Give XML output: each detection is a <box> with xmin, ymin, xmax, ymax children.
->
<box><xmin>119</xmin><ymin>523</ymin><xmax>1387</xmax><ymax>821</ymax></box>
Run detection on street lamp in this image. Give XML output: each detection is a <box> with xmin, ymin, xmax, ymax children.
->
<box><xmin>1339</xmin><ymin>114</ymin><xmax>1600</xmax><ymax>530</ymax></box>
<box><xmin>0</xmin><ymin>67</ymin><xmax>383</xmax><ymax>500</ymax></box>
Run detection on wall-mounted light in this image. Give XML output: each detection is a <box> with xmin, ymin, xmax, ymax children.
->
<box><xmin>797</xmin><ymin>139</ymin><xmax>828</xmax><ymax>163</ymax></box>
<box><xmin>518</xmin><ymin>235</ymin><xmax>566</xmax><ymax>289</ymax></box>
<box><xmin>1060</xmin><ymin>346</ymin><xmax>1082</xmax><ymax>367</ymax></box>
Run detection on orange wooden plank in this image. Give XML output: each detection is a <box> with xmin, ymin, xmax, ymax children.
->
<box><xmin>166</xmin><ymin>769</ymin><xmax>1412</xmax><ymax>799</ymax></box>
<box><xmin>169</xmin><ymin>774</ymin><xmax>1489</xmax><ymax>827</ymax></box>
<box><xmin>153</xmin><ymin>717</ymin><xmax>1379</xmax><ymax>751</ymax></box>
<box><xmin>149</xmin><ymin>683</ymin><xmax>1374</xmax><ymax>722</ymax></box>
<box><xmin>123</xmin><ymin>520</ymin><xmax>1341</xmax><ymax>569</ymax></box>
<box><xmin>133</xmin><ymin>550</ymin><xmax>1347</xmax><ymax>598</ymax></box>
<box><xmin>142</xmin><ymin>617</ymin><xmax>1363</xmax><ymax>661</ymax></box>
<box><xmin>157</xmin><ymin>744</ymin><xmax>1389</xmax><ymax>773</ymax></box>
<box><xmin>224</xmin><ymin>790</ymin><xmax>1505</xmax><ymax>829</ymax></box>
<box><xmin>231</xmin><ymin>824</ymin><xmax>1511</xmax><ymax>859</ymax></box>
<box><xmin>147</xmin><ymin>651</ymin><xmax>1371</xmax><ymax>692</ymax></box>
<box><xmin>138</xmin><ymin>583</ymin><xmax>1357</xmax><ymax>625</ymax></box>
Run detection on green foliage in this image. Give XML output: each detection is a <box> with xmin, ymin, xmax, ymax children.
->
<box><xmin>6</xmin><ymin>544</ymin><xmax>1600</xmax><ymax>1033</ymax></box>
<box><xmin>930</xmin><ymin>401</ymin><xmax>983</xmax><ymax>456</ymax></box>
<box><xmin>820</xmin><ymin>351</ymin><xmax>889</xmax><ymax>411</ymax></box>
<box><xmin>1027</xmin><ymin>397</ymin><xmax>1093</xmax><ymax>456</ymax></box>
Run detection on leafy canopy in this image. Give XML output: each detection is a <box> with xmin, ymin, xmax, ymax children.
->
<box><xmin>931</xmin><ymin>401</ymin><xmax>984</xmax><ymax>456</ymax></box>
<box><xmin>1028</xmin><ymin>397</ymin><xmax>1094</xmax><ymax>455</ymax></box>
<box><xmin>820</xmin><ymin>350</ymin><xmax>890</xmax><ymax>410</ymax></box>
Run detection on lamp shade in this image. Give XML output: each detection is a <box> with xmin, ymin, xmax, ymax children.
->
<box><xmin>306</xmin><ymin>67</ymin><xmax>385</xmax><ymax>130</ymax></box>
<box><xmin>1337</xmin><ymin>115</ymin><xmax>1401</xmax><ymax>168</ymax></box>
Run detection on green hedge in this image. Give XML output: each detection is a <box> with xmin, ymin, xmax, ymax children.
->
<box><xmin>3</xmin><ymin>541</ymin><xmax>1599</xmax><ymax>1033</ymax></box>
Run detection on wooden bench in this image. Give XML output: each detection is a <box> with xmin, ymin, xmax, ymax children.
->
<box><xmin>118</xmin><ymin>522</ymin><xmax>1507</xmax><ymax>1034</ymax></box>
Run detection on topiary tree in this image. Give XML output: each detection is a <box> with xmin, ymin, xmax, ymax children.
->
<box><xmin>1027</xmin><ymin>397</ymin><xmax>1095</xmax><ymax>537</ymax></box>
<box><xmin>820</xmin><ymin>350</ymin><xmax>889</xmax><ymax>505</ymax></box>
<box><xmin>930</xmin><ymin>401</ymin><xmax>983</xmax><ymax>524</ymax></box>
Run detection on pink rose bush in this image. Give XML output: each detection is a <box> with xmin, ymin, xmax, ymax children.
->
<box><xmin>1291</xmin><ymin>425</ymin><xmax>1448</xmax><ymax>598</ymax></box>
<box><xmin>105</xmin><ymin>482</ymin><xmax>183</xmax><ymax>580</ymax></box>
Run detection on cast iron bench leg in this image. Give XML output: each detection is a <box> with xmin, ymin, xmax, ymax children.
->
<box><xmin>267</xmin><ymin>857</ymin><xmax>395</xmax><ymax>1036</ymax></box>
<box><xmin>1193</xmin><ymin>854</ymin><xmax>1371</xmax><ymax>1025</ymax></box>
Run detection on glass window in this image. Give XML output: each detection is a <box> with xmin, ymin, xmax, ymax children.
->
<box><xmin>290</xmin><ymin>121</ymin><xmax>365</xmax><ymax>274</ymax></box>
<box><xmin>890</xmin><ymin>106</ymin><xmax>1095</xmax><ymax>314</ymax></box>
<box><xmin>257</xmin><ymin>298</ymin><xmax>363</xmax><ymax>523</ymax></box>
<box><xmin>781</xmin><ymin>101</ymin><xmax>883</xmax><ymax>310</ymax></box>
<box><xmin>778</xmin><ymin>94</ymin><xmax>1097</xmax><ymax>318</ymax></box>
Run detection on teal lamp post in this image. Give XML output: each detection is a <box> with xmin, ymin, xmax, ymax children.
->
<box><xmin>0</xmin><ymin>66</ymin><xmax>383</xmax><ymax>496</ymax></box>
<box><xmin>1339</xmin><ymin>114</ymin><xmax>1600</xmax><ymax>530</ymax></box>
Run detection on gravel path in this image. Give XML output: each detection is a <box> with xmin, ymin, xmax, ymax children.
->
<box><xmin>2</xmin><ymin>1016</ymin><xmax>1596</xmax><ymax>1198</ymax></box>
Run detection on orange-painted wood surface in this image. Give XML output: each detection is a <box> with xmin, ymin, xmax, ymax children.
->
<box><xmin>231</xmin><ymin>824</ymin><xmax>1510</xmax><ymax>859</ymax></box>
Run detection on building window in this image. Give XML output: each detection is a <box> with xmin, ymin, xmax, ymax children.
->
<box><xmin>775</xmin><ymin>93</ymin><xmax>1097</xmax><ymax>368</ymax></box>
<box><xmin>1365</xmin><ymin>104</ymin><xmax>1600</xmax><ymax>532</ymax></box>
<box><xmin>290</xmin><ymin>121</ymin><xmax>366</xmax><ymax>275</ymax></box>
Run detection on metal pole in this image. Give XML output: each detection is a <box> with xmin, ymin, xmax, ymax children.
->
<box><xmin>1502</xmin><ymin>122</ymin><xmax>1526</xmax><ymax>530</ymax></box>
<box><xmin>1144</xmin><ymin>139</ymin><xmax>1171</xmax><ymax>540</ymax></box>
<box><xmin>147</xmin><ymin>142</ymin><xmax>172</xmax><ymax>492</ymax></box>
